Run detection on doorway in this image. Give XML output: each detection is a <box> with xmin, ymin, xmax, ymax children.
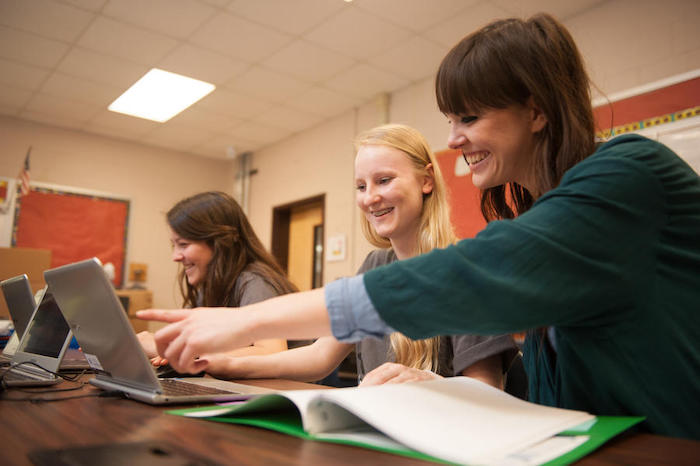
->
<box><xmin>271</xmin><ymin>195</ymin><xmax>325</xmax><ymax>291</ymax></box>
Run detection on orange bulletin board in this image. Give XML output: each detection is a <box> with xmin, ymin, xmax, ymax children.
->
<box><xmin>12</xmin><ymin>186</ymin><xmax>129</xmax><ymax>287</ymax></box>
<box><xmin>435</xmin><ymin>148</ymin><xmax>487</xmax><ymax>239</ymax></box>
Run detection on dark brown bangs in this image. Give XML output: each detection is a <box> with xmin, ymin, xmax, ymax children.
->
<box><xmin>436</xmin><ymin>19</ymin><xmax>532</xmax><ymax>116</ymax></box>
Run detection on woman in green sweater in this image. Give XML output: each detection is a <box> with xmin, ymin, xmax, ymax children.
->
<box><xmin>139</xmin><ymin>13</ymin><xmax>700</xmax><ymax>439</ymax></box>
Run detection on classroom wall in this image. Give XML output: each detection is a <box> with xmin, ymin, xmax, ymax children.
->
<box><xmin>0</xmin><ymin>115</ymin><xmax>236</xmax><ymax>313</ymax></box>
<box><xmin>0</xmin><ymin>0</ymin><xmax>697</xmax><ymax>307</ymax></box>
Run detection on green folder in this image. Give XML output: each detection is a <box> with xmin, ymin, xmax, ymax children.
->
<box><xmin>169</xmin><ymin>399</ymin><xmax>643</xmax><ymax>465</ymax></box>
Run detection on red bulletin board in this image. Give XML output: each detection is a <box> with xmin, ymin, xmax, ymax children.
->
<box><xmin>435</xmin><ymin>148</ymin><xmax>487</xmax><ymax>239</ymax></box>
<box><xmin>12</xmin><ymin>186</ymin><xmax>129</xmax><ymax>287</ymax></box>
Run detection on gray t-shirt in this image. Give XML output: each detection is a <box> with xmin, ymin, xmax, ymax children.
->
<box><xmin>195</xmin><ymin>265</ymin><xmax>280</xmax><ymax>307</ymax></box>
<box><xmin>355</xmin><ymin>249</ymin><xmax>517</xmax><ymax>381</ymax></box>
<box><xmin>233</xmin><ymin>269</ymin><xmax>280</xmax><ymax>306</ymax></box>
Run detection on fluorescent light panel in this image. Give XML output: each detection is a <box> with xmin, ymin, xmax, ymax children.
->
<box><xmin>108</xmin><ymin>68</ymin><xmax>215</xmax><ymax>122</ymax></box>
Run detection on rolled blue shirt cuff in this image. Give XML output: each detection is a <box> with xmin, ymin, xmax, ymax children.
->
<box><xmin>325</xmin><ymin>274</ymin><xmax>395</xmax><ymax>342</ymax></box>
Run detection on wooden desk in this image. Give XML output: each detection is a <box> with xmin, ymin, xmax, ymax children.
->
<box><xmin>1</xmin><ymin>376</ymin><xmax>698</xmax><ymax>465</ymax></box>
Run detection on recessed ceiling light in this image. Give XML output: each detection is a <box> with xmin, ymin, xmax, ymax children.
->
<box><xmin>108</xmin><ymin>68</ymin><xmax>215</xmax><ymax>123</ymax></box>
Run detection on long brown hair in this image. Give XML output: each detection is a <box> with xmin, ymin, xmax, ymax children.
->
<box><xmin>354</xmin><ymin>124</ymin><xmax>457</xmax><ymax>371</ymax></box>
<box><xmin>167</xmin><ymin>191</ymin><xmax>296</xmax><ymax>307</ymax></box>
<box><xmin>436</xmin><ymin>13</ymin><xmax>595</xmax><ymax>221</ymax></box>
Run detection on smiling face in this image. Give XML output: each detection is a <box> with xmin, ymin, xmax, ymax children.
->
<box><xmin>169</xmin><ymin>229</ymin><xmax>213</xmax><ymax>287</ymax></box>
<box><xmin>446</xmin><ymin>101</ymin><xmax>546</xmax><ymax>196</ymax></box>
<box><xmin>355</xmin><ymin>144</ymin><xmax>433</xmax><ymax>257</ymax></box>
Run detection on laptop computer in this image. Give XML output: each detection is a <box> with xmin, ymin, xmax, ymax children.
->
<box><xmin>0</xmin><ymin>274</ymin><xmax>35</xmax><ymax>363</ymax></box>
<box><xmin>1</xmin><ymin>287</ymin><xmax>69</xmax><ymax>387</ymax></box>
<box><xmin>0</xmin><ymin>275</ymin><xmax>91</xmax><ymax>372</ymax></box>
<box><xmin>44</xmin><ymin>258</ymin><xmax>273</xmax><ymax>404</ymax></box>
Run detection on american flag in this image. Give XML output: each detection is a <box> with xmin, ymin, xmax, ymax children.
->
<box><xmin>18</xmin><ymin>147</ymin><xmax>31</xmax><ymax>196</ymax></box>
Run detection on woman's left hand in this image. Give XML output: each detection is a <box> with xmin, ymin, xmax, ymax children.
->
<box><xmin>359</xmin><ymin>362</ymin><xmax>442</xmax><ymax>386</ymax></box>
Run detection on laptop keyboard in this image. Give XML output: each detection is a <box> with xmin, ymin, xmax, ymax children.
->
<box><xmin>159</xmin><ymin>378</ymin><xmax>240</xmax><ymax>396</ymax></box>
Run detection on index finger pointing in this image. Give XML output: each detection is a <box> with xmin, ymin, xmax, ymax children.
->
<box><xmin>136</xmin><ymin>309</ymin><xmax>190</xmax><ymax>323</ymax></box>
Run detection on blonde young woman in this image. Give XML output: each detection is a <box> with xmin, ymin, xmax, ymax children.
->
<box><xmin>200</xmin><ymin>124</ymin><xmax>516</xmax><ymax>387</ymax></box>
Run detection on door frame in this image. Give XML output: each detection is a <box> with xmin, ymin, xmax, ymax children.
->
<box><xmin>271</xmin><ymin>194</ymin><xmax>325</xmax><ymax>283</ymax></box>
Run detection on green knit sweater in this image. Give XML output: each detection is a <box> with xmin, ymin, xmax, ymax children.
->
<box><xmin>364</xmin><ymin>134</ymin><xmax>700</xmax><ymax>439</ymax></box>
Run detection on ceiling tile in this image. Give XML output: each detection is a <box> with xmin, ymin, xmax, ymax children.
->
<box><xmin>492</xmin><ymin>0</ymin><xmax>607</xmax><ymax>20</ymax></box>
<box><xmin>224</xmin><ymin>66</ymin><xmax>313</xmax><ymax>101</ymax></box>
<box><xmin>60</xmin><ymin>0</ymin><xmax>109</xmax><ymax>13</ymax></box>
<box><xmin>0</xmin><ymin>26</ymin><xmax>70</xmax><ymax>68</ymax></box>
<box><xmin>84</xmin><ymin>109</ymin><xmax>160</xmax><ymax>136</ymax></box>
<box><xmin>23</xmin><ymin>92</ymin><xmax>102</xmax><ymax>122</ymax></box>
<box><xmin>303</xmin><ymin>7</ymin><xmax>411</xmax><ymax>60</ymax></box>
<box><xmin>194</xmin><ymin>88</ymin><xmax>273</xmax><ymax>119</ymax></box>
<box><xmin>325</xmin><ymin>63</ymin><xmax>409</xmax><ymax>99</ymax></box>
<box><xmin>0</xmin><ymin>85</ymin><xmax>33</xmax><ymax>110</ymax></box>
<box><xmin>167</xmin><ymin>107</ymin><xmax>243</xmax><ymax>133</ymax></box>
<box><xmin>0</xmin><ymin>0</ymin><xmax>95</xmax><ymax>42</ymax></box>
<box><xmin>423</xmin><ymin>3</ymin><xmax>512</xmax><ymax>48</ymax></box>
<box><xmin>263</xmin><ymin>40</ymin><xmax>354</xmax><ymax>83</ymax></box>
<box><xmin>191</xmin><ymin>133</ymin><xmax>260</xmax><ymax>159</ymax></box>
<box><xmin>199</xmin><ymin>0</ymin><xmax>231</xmax><ymax>7</ymax></box>
<box><xmin>102</xmin><ymin>0</ymin><xmax>215</xmax><ymax>39</ymax></box>
<box><xmin>157</xmin><ymin>43</ymin><xmax>248</xmax><ymax>85</ymax></box>
<box><xmin>190</xmin><ymin>12</ymin><xmax>291</xmax><ymax>63</ymax></box>
<box><xmin>250</xmin><ymin>105</ymin><xmax>322</xmax><ymax>133</ymax></box>
<box><xmin>57</xmin><ymin>47</ymin><xmax>149</xmax><ymax>88</ymax></box>
<box><xmin>226</xmin><ymin>0</ymin><xmax>347</xmax><ymax>35</ymax></box>
<box><xmin>40</xmin><ymin>72</ymin><xmax>122</xmax><ymax>107</ymax></box>
<box><xmin>142</xmin><ymin>123</ymin><xmax>216</xmax><ymax>152</ymax></box>
<box><xmin>367</xmin><ymin>36</ymin><xmax>448</xmax><ymax>82</ymax></box>
<box><xmin>19</xmin><ymin>109</ymin><xmax>86</xmax><ymax>130</ymax></box>
<box><xmin>0</xmin><ymin>106</ymin><xmax>21</xmax><ymax>117</ymax></box>
<box><xmin>78</xmin><ymin>16</ymin><xmax>178</xmax><ymax>65</ymax></box>
<box><xmin>225</xmin><ymin>121</ymin><xmax>293</xmax><ymax>144</ymax></box>
<box><xmin>285</xmin><ymin>86</ymin><xmax>359</xmax><ymax>117</ymax></box>
<box><xmin>354</xmin><ymin>0</ymin><xmax>473</xmax><ymax>32</ymax></box>
<box><xmin>0</xmin><ymin>58</ymin><xmax>51</xmax><ymax>92</ymax></box>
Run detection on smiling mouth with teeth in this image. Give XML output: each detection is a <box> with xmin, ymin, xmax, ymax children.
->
<box><xmin>372</xmin><ymin>207</ymin><xmax>393</xmax><ymax>217</ymax></box>
<box><xmin>464</xmin><ymin>151</ymin><xmax>490</xmax><ymax>165</ymax></box>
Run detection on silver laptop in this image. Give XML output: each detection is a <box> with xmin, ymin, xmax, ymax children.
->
<box><xmin>0</xmin><ymin>274</ymin><xmax>91</xmax><ymax>371</ymax></box>
<box><xmin>2</xmin><ymin>287</ymin><xmax>70</xmax><ymax>387</ymax></box>
<box><xmin>1</xmin><ymin>274</ymin><xmax>35</xmax><ymax>363</ymax></box>
<box><xmin>44</xmin><ymin>258</ymin><xmax>272</xmax><ymax>404</ymax></box>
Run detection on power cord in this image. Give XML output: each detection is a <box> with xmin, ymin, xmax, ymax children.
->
<box><xmin>0</xmin><ymin>362</ymin><xmax>123</xmax><ymax>403</ymax></box>
<box><xmin>0</xmin><ymin>360</ymin><xmax>85</xmax><ymax>386</ymax></box>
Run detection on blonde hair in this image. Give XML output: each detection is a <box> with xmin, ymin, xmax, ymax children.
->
<box><xmin>354</xmin><ymin>124</ymin><xmax>457</xmax><ymax>371</ymax></box>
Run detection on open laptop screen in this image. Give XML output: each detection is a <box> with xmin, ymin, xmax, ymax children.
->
<box><xmin>0</xmin><ymin>274</ymin><xmax>35</xmax><ymax>340</ymax></box>
<box><xmin>19</xmin><ymin>290</ymin><xmax>70</xmax><ymax>358</ymax></box>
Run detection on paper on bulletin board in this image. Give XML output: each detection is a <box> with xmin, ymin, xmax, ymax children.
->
<box><xmin>0</xmin><ymin>177</ymin><xmax>18</xmax><ymax>247</ymax></box>
<box><xmin>326</xmin><ymin>234</ymin><xmax>346</xmax><ymax>262</ymax></box>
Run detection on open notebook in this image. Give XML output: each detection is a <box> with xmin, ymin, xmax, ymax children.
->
<box><xmin>44</xmin><ymin>258</ymin><xmax>272</xmax><ymax>404</ymax></box>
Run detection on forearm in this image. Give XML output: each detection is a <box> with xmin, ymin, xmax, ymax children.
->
<box><xmin>245</xmin><ymin>288</ymin><xmax>332</xmax><ymax>342</ymax></box>
<box><xmin>209</xmin><ymin>338</ymin><xmax>352</xmax><ymax>382</ymax></box>
<box><xmin>221</xmin><ymin>338</ymin><xmax>288</xmax><ymax>357</ymax></box>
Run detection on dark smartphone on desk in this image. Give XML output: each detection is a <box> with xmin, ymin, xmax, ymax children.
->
<box><xmin>29</xmin><ymin>441</ymin><xmax>220</xmax><ymax>466</ymax></box>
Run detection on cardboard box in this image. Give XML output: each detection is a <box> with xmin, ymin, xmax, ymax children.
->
<box><xmin>115</xmin><ymin>289</ymin><xmax>153</xmax><ymax>334</ymax></box>
<box><xmin>0</xmin><ymin>247</ymin><xmax>51</xmax><ymax>319</ymax></box>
